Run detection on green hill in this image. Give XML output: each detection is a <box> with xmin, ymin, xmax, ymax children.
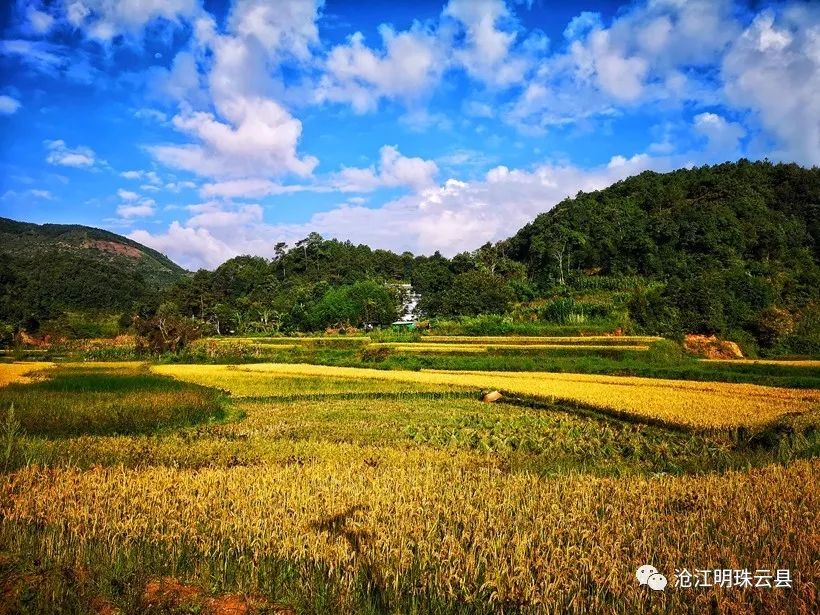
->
<box><xmin>1</xmin><ymin>160</ymin><xmax>818</xmax><ymax>355</ymax></box>
<box><xmin>505</xmin><ymin>159</ymin><xmax>820</xmax><ymax>353</ymax></box>
<box><xmin>0</xmin><ymin>217</ymin><xmax>187</xmax><ymax>332</ymax></box>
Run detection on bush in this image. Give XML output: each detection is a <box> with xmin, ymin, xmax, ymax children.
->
<box><xmin>0</xmin><ymin>323</ymin><xmax>14</xmax><ymax>349</ymax></box>
<box><xmin>134</xmin><ymin>303</ymin><xmax>210</xmax><ymax>353</ymax></box>
<box><xmin>539</xmin><ymin>297</ymin><xmax>616</xmax><ymax>324</ymax></box>
<box><xmin>310</xmin><ymin>281</ymin><xmax>399</xmax><ymax>329</ymax></box>
<box><xmin>435</xmin><ymin>271</ymin><xmax>514</xmax><ymax>317</ymax></box>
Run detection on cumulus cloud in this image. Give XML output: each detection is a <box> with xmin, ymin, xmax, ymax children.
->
<box><xmin>130</xmin><ymin>221</ymin><xmax>238</xmax><ymax>269</ymax></box>
<box><xmin>693</xmin><ymin>112</ymin><xmax>746</xmax><ymax>155</ymax></box>
<box><xmin>143</xmin><ymin>1</ymin><xmax>324</xmax><ymax>183</ymax></box>
<box><xmin>29</xmin><ymin>189</ymin><xmax>54</xmax><ymax>199</ymax></box>
<box><xmin>186</xmin><ymin>202</ymin><xmax>264</xmax><ymax>228</ymax></box>
<box><xmin>131</xmin><ymin>152</ymin><xmax>672</xmax><ymax>269</ymax></box>
<box><xmin>134</xmin><ymin>108</ymin><xmax>168</xmax><ymax>123</ymax></box>
<box><xmin>227</xmin><ymin>0</ymin><xmax>322</xmax><ymax>62</ymax></box>
<box><xmin>722</xmin><ymin>6</ymin><xmax>820</xmax><ymax>165</ymax></box>
<box><xmin>317</xmin><ymin>0</ymin><xmax>546</xmax><ymax>113</ymax></box>
<box><xmin>333</xmin><ymin>146</ymin><xmax>439</xmax><ymax>192</ymax></box>
<box><xmin>199</xmin><ymin>178</ymin><xmax>321</xmax><ymax>199</ymax></box>
<box><xmin>49</xmin><ymin>0</ymin><xmax>201</xmax><ymax>42</ymax></box>
<box><xmin>563</xmin><ymin>11</ymin><xmax>602</xmax><ymax>41</ymax></box>
<box><xmin>27</xmin><ymin>6</ymin><xmax>55</xmax><ymax>34</ymax></box>
<box><xmin>44</xmin><ymin>139</ymin><xmax>96</xmax><ymax>167</ymax></box>
<box><xmin>165</xmin><ymin>180</ymin><xmax>199</xmax><ymax>193</ymax></box>
<box><xmin>149</xmin><ymin>97</ymin><xmax>318</xmax><ymax>179</ymax></box>
<box><xmin>0</xmin><ymin>95</ymin><xmax>21</xmax><ymax>114</ymax></box>
<box><xmin>117</xmin><ymin>198</ymin><xmax>156</xmax><ymax>218</ymax></box>
<box><xmin>117</xmin><ymin>189</ymin><xmax>139</xmax><ymax>201</ymax></box>
<box><xmin>318</xmin><ymin>25</ymin><xmax>445</xmax><ymax>113</ymax></box>
<box><xmin>443</xmin><ymin>0</ymin><xmax>530</xmax><ymax>87</ymax></box>
<box><xmin>146</xmin><ymin>50</ymin><xmax>209</xmax><ymax>106</ymax></box>
<box><xmin>508</xmin><ymin>0</ymin><xmax>740</xmax><ymax>132</ymax></box>
<box><xmin>120</xmin><ymin>169</ymin><xmax>161</xmax><ymax>184</ymax></box>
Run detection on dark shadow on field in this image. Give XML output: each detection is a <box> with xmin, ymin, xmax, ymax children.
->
<box><xmin>309</xmin><ymin>504</ymin><xmax>372</xmax><ymax>555</ymax></box>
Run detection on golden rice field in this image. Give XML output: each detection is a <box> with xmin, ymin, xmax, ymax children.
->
<box><xmin>0</xmin><ymin>361</ymin><xmax>52</xmax><ymax>387</ymax></box>
<box><xmin>1</xmin><ymin>359</ymin><xmax>819</xmax><ymax>614</ymax></box>
<box><xmin>421</xmin><ymin>335</ymin><xmax>664</xmax><ymax>344</ymax></box>
<box><xmin>3</xmin><ymin>461</ymin><xmax>818</xmax><ymax>614</ymax></box>
<box><xmin>369</xmin><ymin>342</ymin><xmax>651</xmax><ymax>352</ymax></box>
<box><xmin>155</xmin><ymin>363</ymin><xmax>820</xmax><ymax>430</ymax></box>
<box><xmin>702</xmin><ymin>358</ymin><xmax>820</xmax><ymax>367</ymax></box>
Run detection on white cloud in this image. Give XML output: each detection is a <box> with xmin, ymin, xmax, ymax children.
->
<box><xmin>186</xmin><ymin>202</ymin><xmax>264</xmax><ymax>228</ymax></box>
<box><xmin>44</xmin><ymin>139</ymin><xmax>96</xmax><ymax>167</ymax></box>
<box><xmin>1</xmin><ymin>188</ymin><xmax>55</xmax><ymax>201</ymax></box>
<box><xmin>693</xmin><ymin>112</ymin><xmax>746</xmax><ymax>155</ymax></box>
<box><xmin>141</xmin><ymin>1</ymin><xmax>322</xmax><ymax>184</ymax></box>
<box><xmin>27</xmin><ymin>7</ymin><xmax>55</xmax><ymax>34</ymax></box>
<box><xmin>66</xmin><ymin>1</ymin><xmax>90</xmax><ymax>26</ymax></box>
<box><xmin>134</xmin><ymin>107</ymin><xmax>168</xmax><ymax>123</ymax></box>
<box><xmin>120</xmin><ymin>169</ymin><xmax>161</xmax><ymax>184</ymax></box>
<box><xmin>563</xmin><ymin>11</ymin><xmax>602</xmax><ymax>41</ymax></box>
<box><xmin>722</xmin><ymin>7</ymin><xmax>820</xmax><ymax>165</ymax></box>
<box><xmin>147</xmin><ymin>50</ymin><xmax>208</xmax><ymax>106</ymax></box>
<box><xmin>129</xmin><ymin>221</ymin><xmax>239</xmax><ymax>269</ymax></box>
<box><xmin>333</xmin><ymin>145</ymin><xmax>439</xmax><ymax>193</ymax></box>
<box><xmin>117</xmin><ymin>189</ymin><xmax>139</xmax><ymax>201</ymax></box>
<box><xmin>199</xmin><ymin>178</ymin><xmax>320</xmax><ymax>199</ymax></box>
<box><xmin>577</xmin><ymin>29</ymin><xmax>649</xmax><ymax>101</ymax></box>
<box><xmin>165</xmin><ymin>180</ymin><xmax>198</xmax><ymax>193</ymax></box>
<box><xmin>29</xmin><ymin>189</ymin><xmax>54</xmax><ymax>199</ymax></box>
<box><xmin>227</xmin><ymin>0</ymin><xmax>322</xmax><ymax>62</ymax></box>
<box><xmin>319</xmin><ymin>25</ymin><xmax>445</xmax><ymax>113</ymax></box>
<box><xmin>0</xmin><ymin>95</ymin><xmax>21</xmax><ymax>114</ymax></box>
<box><xmin>508</xmin><ymin>0</ymin><xmax>740</xmax><ymax>132</ymax></box>
<box><xmin>133</xmin><ymin>152</ymin><xmax>675</xmax><ymax>269</ymax></box>
<box><xmin>55</xmin><ymin>0</ymin><xmax>201</xmax><ymax>42</ymax></box>
<box><xmin>117</xmin><ymin>199</ymin><xmax>156</xmax><ymax>218</ymax></box>
<box><xmin>308</xmin><ymin>153</ymin><xmax>667</xmax><ymax>256</ymax></box>
<box><xmin>443</xmin><ymin>0</ymin><xmax>530</xmax><ymax>87</ymax></box>
<box><xmin>150</xmin><ymin>97</ymin><xmax>318</xmax><ymax>179</ymax></box>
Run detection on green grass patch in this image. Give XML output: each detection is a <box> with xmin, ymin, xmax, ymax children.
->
<box><xmin>0</xmin><ymin>364</ymin><xmax>227</xmax><ymax>437</ymax></box>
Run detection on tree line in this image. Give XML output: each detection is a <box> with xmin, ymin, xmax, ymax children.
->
<box><xmin>2</xmin><ymin>159</ymin><xmax>818</xmax><ymax>355</ymax></box>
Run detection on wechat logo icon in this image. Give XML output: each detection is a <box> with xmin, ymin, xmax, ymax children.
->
<box><xmin>637</xmin><ymin>565</ymin><xmax>668</xmax><ymax>591</ymax></box>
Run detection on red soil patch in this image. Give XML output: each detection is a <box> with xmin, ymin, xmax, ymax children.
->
<box><xmin>90</xmin><ymin>596</ymin><xmax>118</xmax><ymax>615</ymax></box>
<box><xmin>143</xmin><ymin>577</ymin><xmax>203</xmax><ymax>608</ymax></box>
<box><xmin>143</xmin><ymin>578</ymin><xmax>292</xmax><ymax>614</ymax></box>
<box><xmin>206</xmin><ymin>594</ymin><xmax>254</xmax><ymax>615</ymax></box>
<box><xmin>683</xmin><ymin>334</ymin><xmax>744</xmax><ymax>359</ymax></box>
<box><xmin>82</xmin><ymin>239</ymin><xmax>143</xmax><ymax>259</ymax></box>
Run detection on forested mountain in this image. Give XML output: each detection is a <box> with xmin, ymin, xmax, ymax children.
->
<box><xmin>506</xmin><ymin>159</ymin><xmax>820</xmax><ymax>351</ymax></box>
<box><xmin>0</xmin><ymin>217</ymin><xmax>185</xmax><ymax>330</ymax></box>
<box><xmin>1</xmin><ymin>160</ymin><xmax>818</xmax><ymax>354</ymax></box>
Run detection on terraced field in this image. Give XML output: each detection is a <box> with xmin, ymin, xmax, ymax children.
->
<box><xmin>1</xmin><ymin>359</ymin><xmax>818</xmax><ymax>614</ymax></box>
<box><xmin>156</xmin><ymin>363</ymin><xmax>820</xmax><ymax>430</ymax></box>
<box><xmin>196</xmin><ymin>334</ymin><xmax>659</xmax><ymax>355</ymax></box>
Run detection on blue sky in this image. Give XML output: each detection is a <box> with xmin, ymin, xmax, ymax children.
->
<box><xmin>1</xmin><ymin>0</ymin><xmax>818</xmax><ymax>269</ymax></box>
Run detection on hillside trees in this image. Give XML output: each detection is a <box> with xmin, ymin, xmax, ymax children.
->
<box><xmin>1</xmin><ymin>161</ymin><xmax>818</xmax><ymax>354</ymax></box>
<box><xmin>508</xmin><ymin>160</ymin><xmax>820</xmax><ymax>351</ymax></box>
